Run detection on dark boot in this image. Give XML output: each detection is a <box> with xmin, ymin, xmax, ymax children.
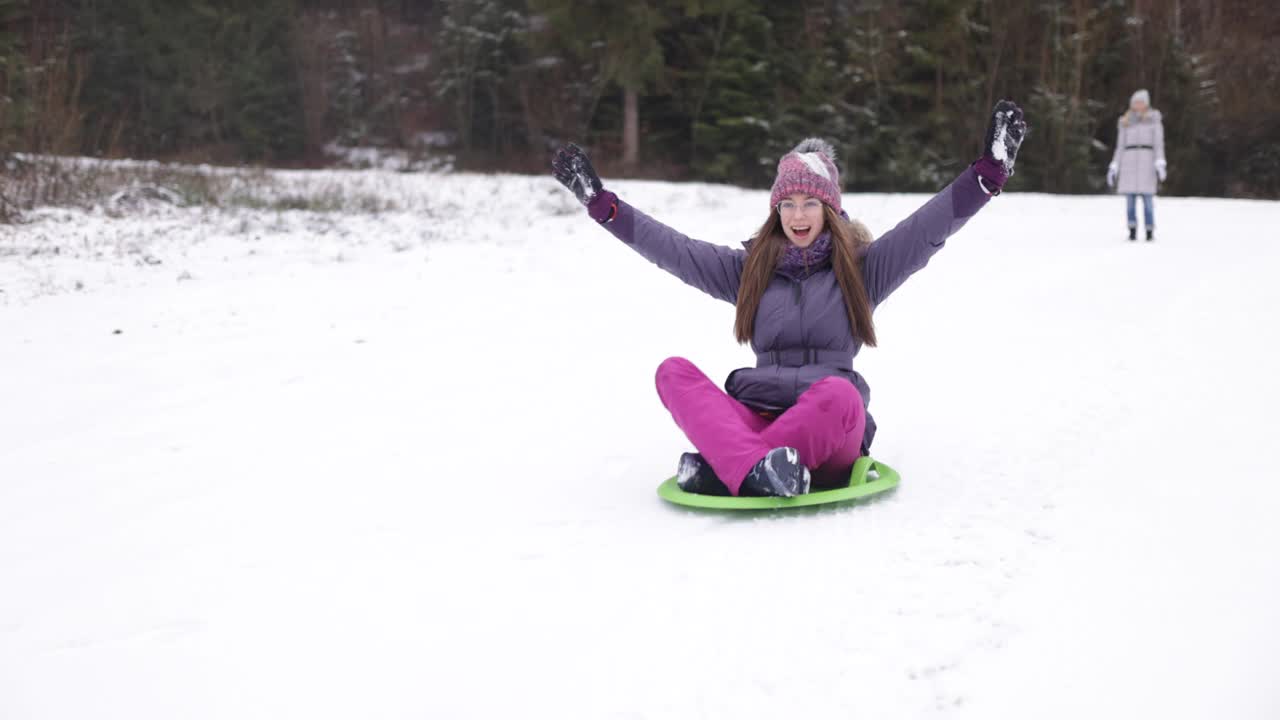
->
<box><xmin>676</xmin><ymin>453</ymin><xmax>729</xmax><ymax>496</ymax></box>
<box><xmin>740</xmin><ymin>447</ymin><xmax>811</xmax><ymax>497</ymax></box>
<box><xmin>1128</xmin><ymin>226</ymin><xmax>1137</xmax><ymax>241</ymax></box>
<box><xmin>1146</xmin><ymin>227</ymin><xmax>1154</xmax><ymax>242</ymax></box>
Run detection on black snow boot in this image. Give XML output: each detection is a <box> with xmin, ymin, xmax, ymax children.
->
<box><xmin>739</xmin><ymin>447</ymin><xmax>811</xmax><ymax>497</ymax></box>
<box><xmin>1146</xmin><ymin>228</ymin><xmax>1154</xmax><ymax>242</ymax></box>
<box><xmin>1128</xmin><ymin>226</ymin><xmax>1137</xmax><ymax>241</ymax></box>
<box><xmin>676</xmin><ymin>453</ymin><xmax>730</xmax><ymax>496</ymax></box>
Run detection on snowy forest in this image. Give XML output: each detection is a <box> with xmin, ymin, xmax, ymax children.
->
<box><xmin>4</xmin><ymin>3</ymin><xmax>1280</xmax><ymax>717</ymax></box>
<box><xmin>2</xmin><ymin>0</ymin><xmax>1278</xmax><ymax>200</ymax></box>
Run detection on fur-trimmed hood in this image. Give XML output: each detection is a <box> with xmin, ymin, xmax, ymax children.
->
<box><xmin>1120</xmin><ymin>108</ymin><xmax>1163</xmax><ymax>127</ymax></box>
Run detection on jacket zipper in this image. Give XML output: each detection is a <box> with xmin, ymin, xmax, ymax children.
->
<box><xmin>793</xmin><ymin>273</ymin><xmax>805</xmax><ymax>399</ymax></box>
<box><xmin>788</xmin><ymin>252</ymin><xmax>809</xmax><ymax>398</ymax></box>
<box><xmin>793</xmin><ymin>247</ymin><xmax>809</xmax><ymax>304</ymax></box>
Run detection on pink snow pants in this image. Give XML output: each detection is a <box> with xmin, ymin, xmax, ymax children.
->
<box><xmin>654</xmin><ymin>356</ymin><xmax>867</xmax><ymax>495</ymax></box>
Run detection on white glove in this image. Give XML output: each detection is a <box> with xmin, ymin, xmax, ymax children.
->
<box><xmin>1155</xmin><ymin>159</ymin><xmax>1167</xmax><ymax>182</ymax></box>
<box><xmin>1106</xmin><ymin>163</ymin><xmax>1117</xmax><ymax>187</ymax></box>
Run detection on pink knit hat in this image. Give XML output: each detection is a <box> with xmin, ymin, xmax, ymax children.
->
<box><xmin>769</xmin><ymin>138</ymin><xmax>841</xmax><ymax>214</ymax></box>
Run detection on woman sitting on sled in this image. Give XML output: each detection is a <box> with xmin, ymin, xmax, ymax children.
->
<box><xmin>552</xmin><ymin>101</ymin><xmax>1028</xmax><ymax>497</ymax></box>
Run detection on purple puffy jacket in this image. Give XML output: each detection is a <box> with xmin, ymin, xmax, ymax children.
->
<box><xmin>600</xmin><ymin>166</ymin><xmax>992</xmax><ymax>452</ymax></box>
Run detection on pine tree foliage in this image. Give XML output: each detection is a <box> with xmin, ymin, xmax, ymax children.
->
<box><xmin>433</xmin><ymin>0</ymin><xmax>529</xmax><ymax>156</ymax></box>
<box><xmin>73</xmin><ymin>0</ymin><xmax>303</xmax><ymax>161</ymax></box>
<box><xmin>0</xmin><ymin>0</ymin><xmax>24</xmax><ymax>159</ymax></box>
<box><xmin>1</xmin><ymin>0</ymin><xmax>1276</xmax><ymax>197</ymax></box>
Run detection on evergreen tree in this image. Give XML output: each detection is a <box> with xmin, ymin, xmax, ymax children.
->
<box><xmin>433</xmin><ymin>0</ymin><xmax>529</xmax><ymax>157</ymax></box>
<box><xmin>667</xmin><ymin>0</ymin><xmax>773</xmax><ymax>184</ymax></box>
<box><xmin>824</xmin><ymin>1</ymin><xmax>900</xmax><ymax>191</ymax></box>
<box><xmin>532</xmin><ymin>0</ymin><xmax>668</xmax><ymax>169</ymax></box>
<box><xmin>74</xmin><ymin>0</ymin><xmax>303</xmax><ymax>161</ymax></box>
<box><xmin>0</xmin><ymin>0</ymin><xmax>23</xmax><ymax>160</ymax></box>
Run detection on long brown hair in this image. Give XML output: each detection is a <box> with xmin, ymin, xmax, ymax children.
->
<box><xmin>734</xmin><ymin>204</ymin><xmax>877</xmax><ymax>347</ymax></box>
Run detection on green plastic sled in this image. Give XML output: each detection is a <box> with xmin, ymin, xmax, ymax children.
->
<box><xmin>657</xmin><ymin>455</ymin><xmax>900</xmax><ymax>510</ymax></box>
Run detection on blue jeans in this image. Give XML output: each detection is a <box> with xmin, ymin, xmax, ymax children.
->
<box><xmin>1126</xmin><ymin>193</ymin><xmax>1154</xmax><ymax>229</ymax></box>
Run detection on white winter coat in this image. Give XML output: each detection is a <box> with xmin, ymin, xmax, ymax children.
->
<box><xmin>1110</xmin><ymin>109</ymin><xmax>1166</xmax><ymax>195</ymax></box>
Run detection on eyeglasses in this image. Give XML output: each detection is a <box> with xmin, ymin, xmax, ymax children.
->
<box><xmin>777</xmin><ymin>199</ymin><xmax>823</xmax><ymax>215</ymax></box>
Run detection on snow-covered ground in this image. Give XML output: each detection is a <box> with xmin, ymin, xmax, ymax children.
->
<box><xmin>2</xmin><ymin>166</ymin><xmax>1278</xmax><ymax>719</ymax></box>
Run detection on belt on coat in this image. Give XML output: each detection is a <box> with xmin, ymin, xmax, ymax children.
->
<box><xmin>756</xmin><ymin>349</ymin><xmax>852</xmax><ymax>368</ymax></box>
<box><xmin>1124</xmin><ymin>144</ymin><xmax>1155</xmax><ymax>150</ymax></box>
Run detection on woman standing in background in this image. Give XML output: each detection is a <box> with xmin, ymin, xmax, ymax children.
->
<box><xmin>1107</xmin><ymin>89</ymin><xmax>1167</xmax><ymax>241</ymax></box>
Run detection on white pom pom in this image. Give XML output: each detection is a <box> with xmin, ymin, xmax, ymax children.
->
<box><xmin>792</xmin><ymin>138</ymin><xmax>837</xmax><ymax>164</ymax></box>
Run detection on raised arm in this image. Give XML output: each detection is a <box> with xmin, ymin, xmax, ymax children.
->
<box><xmin>863</xmin><ymin>100</ymin><xmax>1028</xmax><ymax>307</ymax></box>
<box><xmin>552</xmin><ymin>143</ymin><xmax>743</xmax><ymax>303</ymax></box>
<box><xmin>861</xmin><ymin>166</ymin><xmax>990</xmax><ymax>306</ymax></box>
<box><xmin>597</xmin><ymin>198</ymin><xmax>743</xmax><ymax>303</ymax></box>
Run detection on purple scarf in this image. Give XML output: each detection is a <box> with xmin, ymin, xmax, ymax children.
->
<box><xmin>777</xmin><ymin>231</ymin><xmax>833</xmax><ymax>280</ymax></box>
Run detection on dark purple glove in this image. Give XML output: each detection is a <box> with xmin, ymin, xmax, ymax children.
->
<box><xmin>552</xmin><ymin>143</ymin><xmax>600</xmax><ymax>204</ymax></box>
<box><xmin>974</xmin><ymin>100</ymin><xmax>1028</xmax><ymax>193</ymax></box>
<box><xmin>552</xmin><ymin>143</ymin><xmax>617</xmax><ymax>223</ymax></box>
